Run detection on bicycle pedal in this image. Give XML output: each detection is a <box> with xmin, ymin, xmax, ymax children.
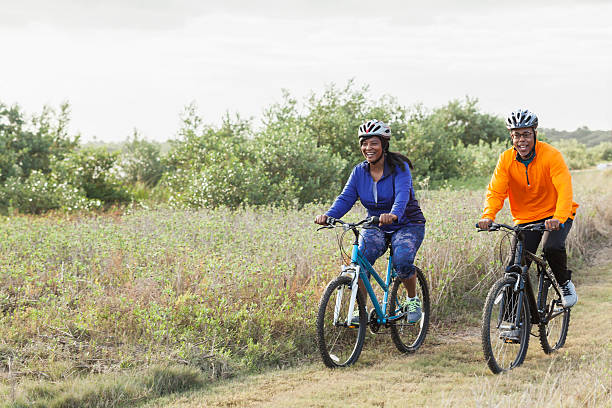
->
<box><xmin>500</xmin><ymin>329</ymin><xmax>520</xmax><ymax>344</ymax></box>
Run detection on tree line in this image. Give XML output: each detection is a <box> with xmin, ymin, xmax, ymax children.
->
<box><xmin>2</xmin><ymin>82</ymin><xmax>611</xmax><ymax>214</ymax></box>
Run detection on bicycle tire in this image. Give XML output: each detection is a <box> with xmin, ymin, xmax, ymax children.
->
<box><xmin>538</xmin><ymin>278</ymin><xmax>570</xmax><ymax>354</ymax></box>
<box><xmin>481</xmin><ymin>276</ymin><xmax>531</xmax><ymax>374</ymax></box>
<box><xmin>316</xmin><ymin>275</ymin><xmax>367</xmax><ymax>368</ymax></box>
<box><xmin>389</xmin><ymin>267</ymin><xmax>430</xmax><ymax>353</ymax></box>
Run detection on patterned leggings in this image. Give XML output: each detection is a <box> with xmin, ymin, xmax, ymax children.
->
<box><xmin>358</xmin><ymin>224</ymin><xmax>425</xmax><ymax>279</ymax></box>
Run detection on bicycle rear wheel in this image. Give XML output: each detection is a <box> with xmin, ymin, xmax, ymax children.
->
<box><xmin>481</xmin><ymin>276</ymin><xmax>531</xmax><ymax>374</ymax></box>
<box><xmin>389</xmin><ymin>267</ymin><xmax>430</xmax><ymax>353</ymax></box>
<box><xmin>316</xmin><ymin>275</ymin><xmax>367</xmax><ymax>368</ymax></box>
<box><xmin>538</xmin><ymin>278</ymin><xmax>570</xmax><ymax>353</ymax></box>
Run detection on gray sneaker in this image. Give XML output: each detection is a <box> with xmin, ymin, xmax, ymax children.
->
<box><xmin>560</xmin><ymin>280</ymin><xmax>578</xmax><ymax>308</ymax></box>
<box><xmin>401</xmin><ymin>297</ymin><xmax>422</xmax><ymax>323</ymax></box>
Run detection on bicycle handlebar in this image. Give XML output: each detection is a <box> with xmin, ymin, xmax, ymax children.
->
<box><xmin>317</xmin><ymin>216</ymin><xmax>380</xmax><ymax>231</ymax></box>
<box><xmin>328</xmin><ymin>216</ymin><xmax>379</xmax><ymax>227</ymax></box>
<box><xmin>475</xmin><ymin>222</ymin><xmax>549</xmax><ymax>233</ymax></box>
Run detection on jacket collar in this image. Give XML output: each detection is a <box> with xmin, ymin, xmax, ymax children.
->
<box><xmin>364</xmin><ymin>158</ymin><xmax>392</xmax><ymax>178</ymax></box>
<box><xmin>514</xmin><ymin>140</ymin><xmax>539</xmax><ymax>162</ymax></box>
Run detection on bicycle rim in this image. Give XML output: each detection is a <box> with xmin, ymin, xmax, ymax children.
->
<box><xmin>316</xmin><ymin>275</ymin><xmax>366</xmax><ymax>368</ymax></box>
<box><xmin>482</xmin><ymin>277</ymin><xmax>530</xmax><ymax>374</ymax></box>
<box><xmin>538</xmin><ymin>280</ymin><xmax>570</xmax><ymax>353</ymax></box>
<box><xmin>389</xmin><ymin>267</ymin><xmax>430</xmax><ymax>353</ymax></box>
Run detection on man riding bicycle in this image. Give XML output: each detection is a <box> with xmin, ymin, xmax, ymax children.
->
<box><xmin>477</xmin><ymin>109</ymin><xmax>579</xmax><ymax>308</ymax></box>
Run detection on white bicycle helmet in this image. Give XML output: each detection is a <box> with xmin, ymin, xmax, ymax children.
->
<box><xmin>358</xmin><ymin>119</ymin><xmax>391</xmax><ymax>142</ymax></box>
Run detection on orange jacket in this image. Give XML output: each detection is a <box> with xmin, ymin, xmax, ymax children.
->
<box><xmin>482</xmin><ymin>141</ymin><xmax>579</xmax><ymax>224</ymax></box>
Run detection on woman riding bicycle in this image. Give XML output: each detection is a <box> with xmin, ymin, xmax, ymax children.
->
<box><xmin>314</xmin><ymin>119</ymin><xmax>426</xmax><ymax>323</ymax></box>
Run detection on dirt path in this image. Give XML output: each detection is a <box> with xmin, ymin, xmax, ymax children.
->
<box><xmin>144</xmin><ymin>245</ymin><xmax>612</xmax><ymax>408</ymax></box>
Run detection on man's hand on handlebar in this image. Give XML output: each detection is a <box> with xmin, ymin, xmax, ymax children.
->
<box><xmin>478</xmin><ymin>218</ymin><xmax>493</xmax><ymax>230</ymax></box>
<box><xmin>544</xmin><ymin>218</ymin><xmax>561</xmax><ymax>231</ymax></box>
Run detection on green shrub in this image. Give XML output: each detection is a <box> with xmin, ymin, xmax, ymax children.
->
<box><xmin>590</xmin><ymin>142</ymin><xmax>612</xmax><ymax>162</ymax></box>
<box><xmin>0</xmin><ymin>171</ymin><xmax>98</xmax><ymax>214</ymax></box>
<box><xmin>0</xmin><ymin>102</ymin><xmax>78</xmax><ymax>183</ymax></box>
<box><xmin>552</xmin><ymin>138</ymin><xmax>596</xmax><ymax>169</ymax></box>
<box><xmin>119</xmin><ymin>131</ymin><xmax>165</xmax><ymax>187</ymax></box>
<box><xmin>162</xmin><ymin>102</ymin><xmax>347</xmax><ymax>209</ymax></box>
<box><xmin>455</xmin><ymin>139</ymin><xmax>509</xmax><ymax>178</ymax></box>
<box><xmin>52</xmin><ymin>148</ymin><xmax>132</xmax><ymax>205</ymax></box>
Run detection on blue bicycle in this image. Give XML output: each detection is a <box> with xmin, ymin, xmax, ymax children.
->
<box><xmin>316</xmin><ymin>216</ymin><xmax>430</xmax><ymax>368</ymax></box>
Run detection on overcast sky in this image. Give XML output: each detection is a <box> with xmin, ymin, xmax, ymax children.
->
<box><xmin>1</xmin><ymin>0</ymin><xmax>611</xmax><ymax>142</ymax></box>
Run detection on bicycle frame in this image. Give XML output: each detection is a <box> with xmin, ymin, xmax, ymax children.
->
<box><xmin>504</xmin><ymin>231</ymin><xmax>565</xmax><ymax>329</ymax></box>
<box><xmin>339</xmin><ymin>231</ymin><xmax>402</xmax><ymax>327</ymax></box>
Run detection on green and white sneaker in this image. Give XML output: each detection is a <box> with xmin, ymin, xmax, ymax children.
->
<box><xmin>401</xmin><ymin>297</ymin><xmax>422</xmax><ymax>323</ymax></box>
<box><xmin>350</xmin><ymin>309</ymin><xmax>360</xmax><ymax>326</ymax></box>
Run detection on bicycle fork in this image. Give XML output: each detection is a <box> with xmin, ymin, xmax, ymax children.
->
<box><xmin>334</xmin><ymin>265</ymin><xmax>360</xmax><ymax>327</ymax></box>
<box><xmin>497</xmin><ymin>271</ymin><xmax>525</xmax><ymax>342</ymax></box>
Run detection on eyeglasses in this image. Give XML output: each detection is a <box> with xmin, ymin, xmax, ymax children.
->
<box><xmin>511</xmin><ymin>131</ymin><xmax>534</xmax><ymax>140</ymax></box>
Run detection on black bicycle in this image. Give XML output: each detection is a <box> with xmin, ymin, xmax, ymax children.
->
<box><xmin>477</xmin><ymin>222</ymin><xmax>571</xmax><ymax>374</ymax></box>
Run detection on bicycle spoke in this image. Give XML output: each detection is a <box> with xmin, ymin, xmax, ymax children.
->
<box><xmin>389</xmin><ymin>267</ymin><xmax>429</xmax><ymax>353</ymax></box>
<box><xmin>538</xmin><ymin>280</ymin><xmax>570</xmax><ymax>353</ymax></box>
<box><xmin>316</xmin><ymin>276</ymin><xmax>366</xmax><ymax>367</ymax></box>
<box><xmin>482</xmin><ymin>277</ymin><xmax>530</xmax><ymax>374</ymax></box>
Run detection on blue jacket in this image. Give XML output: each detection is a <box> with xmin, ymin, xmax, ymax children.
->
<box><xmin>326</xmin><ymin>160</ymin><xmax>426</xmax><ymax>232</ymax></box>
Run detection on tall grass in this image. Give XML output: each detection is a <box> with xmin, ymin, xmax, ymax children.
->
<box><xmin>0</xmin><ymin>169</ymin><xmax>610</xmax><ymax>406</ymax></box>
<box><xmin>472</xmin><ymin>353</ymin><xmax>612</xmax><ymax>407</ymax></box>
<box><xmin>5</xmin><ymin>365</ymin><xmax>202</xmax><ymax>408</ymax></box>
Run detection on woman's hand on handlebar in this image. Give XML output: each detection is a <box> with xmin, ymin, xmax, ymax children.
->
<box><xmin>379</xmin><ymin>213</ymin><xmax>398</xmax><ymax>226</ymax></box>
<box><xmin>314</xmin><ymin>214</ymin><xmax>329</xmax><ymax>225</ymax></box>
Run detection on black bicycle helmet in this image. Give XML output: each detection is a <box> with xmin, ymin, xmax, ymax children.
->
<box><xmin>358</xmin><ymin>119</ymin><xmax>391</xmax><ymax>142</ymax></box>
<box><xmin>506</xmin><ymin>109</ymin><xmax>538</xmax><ymax>130</ymax></box>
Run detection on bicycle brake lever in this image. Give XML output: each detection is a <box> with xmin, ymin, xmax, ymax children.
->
<box><xmin>475</xmin><ymin>222</ymin><xmax>498</xmax><ymax>232</ymax></box>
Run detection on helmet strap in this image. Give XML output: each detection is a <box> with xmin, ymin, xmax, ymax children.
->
<box><xmin>370</xmin><ymin>152</ymin><xmax>385</xmax><ymax>165</ymax></box>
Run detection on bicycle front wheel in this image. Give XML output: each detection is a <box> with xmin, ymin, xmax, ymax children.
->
<box><xmin>538</xmin><ymin>278</ymin><xmax>570</xmax><ymax>354</ymax></box>
<box><xmin>481</xmin><ymin>276</ymin><xmax>531</xmax><ymax>374</ymax></box>
<box><xmin>389</xmin><ymin>267</ymin><xmax>430</xmax><ymax>353</ymax></box>
<box><xmin>316</xmin><ymin>275</ymin><xmax>367</xmax><ymax>368</ymax></box>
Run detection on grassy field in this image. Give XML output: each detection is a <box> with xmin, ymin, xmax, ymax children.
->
<box><xmin>141</xmin><ymin>243</ymin><xmax>612</xmax><ymax>407</ymax></box>
<box><xmin>0</xmin><ymin>169</ymin><xmax>611</xmax><ymax>406</ymax></box>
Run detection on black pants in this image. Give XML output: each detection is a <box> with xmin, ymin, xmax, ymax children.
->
<box><xmin>514</xmin><ymin>217</ymin><xmax>573</xmax><ymax>284</ymax></box>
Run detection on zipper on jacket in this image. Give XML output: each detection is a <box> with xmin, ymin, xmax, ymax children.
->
<box><xmin>516</xmin><ymin>147</ymin><xmax>535</xmax><ymax>188</ymax></box>
<box><xmin>373</xmin><ymin>181</ymin><xmax>378</xmax><ymax>205</ymax></box>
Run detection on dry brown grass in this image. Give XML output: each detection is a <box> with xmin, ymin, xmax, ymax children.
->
<box><xmin>137</xmin><ymin>243</ymin><xmax>612</xmax><ymax>408</ymax></box>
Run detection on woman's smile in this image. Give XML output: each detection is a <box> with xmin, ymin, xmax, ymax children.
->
<box><xmin>361</xmin><ymin>137</ymin><xmax>383</xmax><ymax>163</ymax></box>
